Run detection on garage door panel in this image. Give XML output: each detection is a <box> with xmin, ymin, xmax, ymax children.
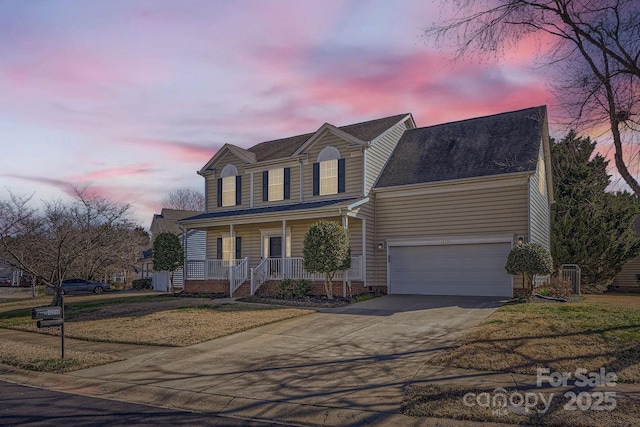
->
<box><xmin>389</xmin><ymin>242</ymin><xmax>512</xmax><ymax>297</ymax></box>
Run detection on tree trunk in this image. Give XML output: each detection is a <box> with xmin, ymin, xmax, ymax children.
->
<box><xmin>324</xmin><ymin>273</ymin><xmax>333</xmax><ymax>299</ymax></box>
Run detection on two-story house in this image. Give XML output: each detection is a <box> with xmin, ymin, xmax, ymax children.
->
<box><xmin>180</xmin><ymin>106</ymin><xmax>553</xmax><ymax>298</ymax></box>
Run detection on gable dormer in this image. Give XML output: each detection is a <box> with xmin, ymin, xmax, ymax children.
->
<box><xmin>197</xmin><ymin>113</ymin><xmax>413</xmax><ymax>212</ymax></box>
<box><xmin>199</xmin><ymin>144</ymin><xmax>256</xmax><ymax>212</ymax></box>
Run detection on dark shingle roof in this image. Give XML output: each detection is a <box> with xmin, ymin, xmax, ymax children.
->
<box><xmin>181</xmin><ymin>197</ymin><xmax>357</xmax><ymax>222</ymax></box>
<box><xmin>247</xmin><ymin>114</ymin><xmax>409</xmax><ymax>162</ymax></box>
<box><xmin>375</xmin><ymin>106</ymin><xmax>546</xmax><ymax>188</ymax></box>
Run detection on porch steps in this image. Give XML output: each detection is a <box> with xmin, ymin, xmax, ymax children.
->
<box><xmin>231</xmin><ymin>281</ymin><xmax>251</xmax><ymax>298</ymax></box>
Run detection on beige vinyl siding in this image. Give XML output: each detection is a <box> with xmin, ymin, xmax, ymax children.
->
<box><xmin>612</xmin><ymin>256</ymin><xmax>640</xmax><ymax>288</ymax></box>
<box><xmin>529</xmin><ymin>144</ymin><xmax>551</xmax><ymax>250</ymax></box>
<box><xmin>206</xmin><ymin>223</ymin><xmax>277</xmax><ymax>268</ymax></box>
<box><xmin>289</xmin><ymin>218</ymin><xmax>363</xmax><ymax>259</ymax></box>
<box><xmin>205</xmin><ymin>217</ymin><xmax>363</xmax><ymax>269</ymax></box>
<box><xmin>356</xmin><ymin>200</ymin><xmax>376</xmax><ymax>285</ymax></box>
<box><xmin>205</xmin><ymin>150</ymin><xmax>250</xmax><ymax>213</ymax></box>
<box><xmin>303</xmin><ymin>132</ymin><xmax>363</xmax><ymax>201</ymax></box>
<box><xmin>253</xmin><ymin>165</ymin><xmax>301</xmax><ymax>208</ymax></box>
<box><xmin>364</xmin><ymin>119</ymin><xmax>409</xmax><ymax>194</ymax></box>
<box><xmin>373</xmin><ymin>184</ymin><xmax>529</xmax><ymax>288</ymax></box>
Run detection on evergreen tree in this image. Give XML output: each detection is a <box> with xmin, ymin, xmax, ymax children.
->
<box><xmin>303</xmin><ymin>220</ymin><xmax>350</xmax><ymax>299</ymax></box>
<box><xmin>152</xmin><ymin>232</ymin><xmax>184</xmax><ymax>293</ymax></box>
<box><xmin>551</xmin><ymin>131</ymin><xmax>640</xmax><ymax>292</ymax></box>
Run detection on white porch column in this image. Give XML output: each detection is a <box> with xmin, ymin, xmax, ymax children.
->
<box><xmin>282</xmin><ymin>219</ymin><xmax>287</xmax><ymax>279</ymax></box>
<box><xmin>281</xmin><ymin>219</ymin><xmax>286</xmax><ymax>259</ymax></box>
<box><xmin>362</xmin><ymin>218</ymin><xmax>366</xmax><ymax>288</ymax></box>
<box><xmin>342</xmin><ymin>215</ymin><xmax>348</xmax><ymax>297</ymax></box>
<box><xmin>229</xmin><ymin>224</ymin><xmax>234</xmax><ymax>290</ymax></box>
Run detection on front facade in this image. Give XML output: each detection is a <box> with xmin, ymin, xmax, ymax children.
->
<box><xmin>181</xmin><ymin>106</ymin><xmax>553</xmax><ymax>298</ymax></box>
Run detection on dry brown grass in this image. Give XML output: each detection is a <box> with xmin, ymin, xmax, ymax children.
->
<box><xmin>0</xmin><ymin>339</ymin><xmax>121</xmax><ymax>373</ymax></box>
<box><xmin>429</xmin><ymin>294</ymin><xmax>640</xmax><ymax>383</ymax></box>
<box><xmin>23</xmin><ymin>306</ymin><xmax>312</xmax><ymax>346</ymax></box>
<box><xmin>0</xmin><ymin>294</ymin><xmax>314</xmax><ymax>373</ymax></box>
<box><xmin>403</xmin><ymin>384</ymin><xmax>640</xmax><ymax>426</ymax></box>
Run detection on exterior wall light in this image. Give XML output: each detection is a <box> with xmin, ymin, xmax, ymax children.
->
<box><xmin>377</xmin><ymin>242</ymin><xmax>385</xmax><ymax>251</ymax></box>
<box><xmin>517</xmin><ymin>236</ymin><xmax>524</xmax><ymax>246</ymax></box>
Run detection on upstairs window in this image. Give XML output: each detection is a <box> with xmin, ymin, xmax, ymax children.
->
<box><xmin>269</xmin><ymin>168</ymin><xmax>284</xmax><ymax>201</ymax></box>
<box><xmin>313</xmin><ymin>146</ymin><xmax>345</xmax><ymax>196</ymax></box>
<box><xmin>218</xmin><ymin>164</ymin><xmax>241</xmax><ymax>207</ymax></box>
<box><xmin>320</xmin><ymin>159</ymin><xmax>338</xmax><ymax>195</ymax></box>
<box><xmin>262</xmin><ymin>167</ymin><xmax>291</xmax><ymax>202</ymax></box>
<box><xmin>222</xmin><ymin>176</ymin><xmax>236</xmax><ymax>206</ymax></box>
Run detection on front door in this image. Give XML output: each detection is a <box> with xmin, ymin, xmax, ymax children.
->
<box><xmin>269</xmin><ymin>236</ymin><xmax>282</xmax><ymax>258</ymax></box>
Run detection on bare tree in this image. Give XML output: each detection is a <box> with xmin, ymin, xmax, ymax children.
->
<box><xmin>0</xmin><ymin>188</ymin><xmax>146</xmax><ymax>304</ymax></box>
<box><xmin>424</xmin><ymin>0</ymin><xmax>640</xmax><ymax>193</ymax></box>
<box><xmin>161</xmin><ymin>188</ymin><xmax>205</xmax><ymax>211</ymax></box>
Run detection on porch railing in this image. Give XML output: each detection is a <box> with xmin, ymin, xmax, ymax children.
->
<box><xmin>186</xmin><ymin>259</ymin><xmax>244</xmax><ymax>280</ymax></box>
<box><xmin>251</xmin><ymin>258</ymin><xmax>269</xmax><ymax>295</ymax></box>
<box><xmin>249</xmin><ymin>256</ymin><xmax>362</xmax><ymax>295</ymax></box>
<box><xmin>230</xmin><ymin>257</ymin><xmax>249</xmax><ymax>297</ymax></box>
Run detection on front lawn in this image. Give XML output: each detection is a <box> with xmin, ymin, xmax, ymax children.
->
<box><xmin>403</xmin><ymin>294</ymin><xmax>640</xmax><ymax>426</ymax></box>
<box><xmin>0</xmin><ymin>295</ymin><xmax>313</xmax><ymax>372</ymax></box>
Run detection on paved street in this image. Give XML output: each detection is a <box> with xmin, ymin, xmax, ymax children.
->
<box><xmin>0</xmin><ymin>380</ymin><xmax>279</xmax><ymax>426</ymax></box>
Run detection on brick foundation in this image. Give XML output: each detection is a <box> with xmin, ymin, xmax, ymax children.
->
<box><xmin>184</xmin><ymin>280</ymin><xmax>229</xmax><ymax>295</ymax></box>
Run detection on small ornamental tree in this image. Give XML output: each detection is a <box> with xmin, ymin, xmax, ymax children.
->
<box><xmin>303</xmin><ymin>220</ymin><xmax>351</xmax><ymax>299</ymax></box>
<box><xmin>505</xmin><ymin>243</ymin><xmax>553</xmax><ymax>300</ymax></box>
<box><xmin>152</xmin><ymin>232</ymin><xmax>183</xmax><ymax>293</ymax></box>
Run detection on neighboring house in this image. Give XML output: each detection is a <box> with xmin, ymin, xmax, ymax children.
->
<box><xmin>611</xmin><ymin>216</ymin><xmax>640</xmax><ymax>291</ymax></box>
<box><xmin>180</xmin><ymin>106</ymin><xmax>553</xmax><ymax>298</ymax></box>
<box><xmin>141</xmin><ymin>208</ymin><xmax>204</xmax><ymax>291</ymax></box>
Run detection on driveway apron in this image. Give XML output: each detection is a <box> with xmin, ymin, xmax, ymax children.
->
<box><xmin>69</xmin><ymin>295</ymin><xmax>502</xmax><ymax>423</ymax></box>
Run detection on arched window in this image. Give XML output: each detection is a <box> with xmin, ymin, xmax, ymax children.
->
<box><xmin>221</xmin><ymin>164</ymin><xmax>238</xmax><ymax>177</ymax></box>
<box><xmin>219</xmin><ymin>164</ymin><xmax>240</xmax><ymax>207</ymax></box>
<box><xmin>317</xmin><ymin>146</ymin><xmax>341</xmax><ymax>163</ymax></box>
<box><xmin>315</xmin><ymin>147</ymin><xmax>341</xmax><ymax>196</ymax></box>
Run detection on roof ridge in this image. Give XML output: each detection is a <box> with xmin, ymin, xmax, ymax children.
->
<box><xmin>247</xmin><ymin>113</ymin><xmax>410</xmax><ymax>151</ymax></box>
<box><xmin>413</xmin><ymin>106</ymin><xmax>546</xmax><ymax>131</ymax></box>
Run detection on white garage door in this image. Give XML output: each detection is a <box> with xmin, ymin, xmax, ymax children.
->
<box><xmin>389</xmin><ymin>242</ymin><xmax>512</xmax><ymax>297</ymax></box>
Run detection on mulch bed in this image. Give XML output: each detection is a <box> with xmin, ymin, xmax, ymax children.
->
<box><xmin>239</xmin><ymin>295</ymin><xmax>353</xmax><ymax>308</ymax></box>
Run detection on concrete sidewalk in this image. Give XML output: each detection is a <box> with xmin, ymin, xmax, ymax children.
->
<box><xmin>2</xmin><ymin>295</ymin><xmax>637</xmax><ymax>426</ymax></box>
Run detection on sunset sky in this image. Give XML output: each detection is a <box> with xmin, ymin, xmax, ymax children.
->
<box><xmin>0</xmin><ymin>0</ymin><xmax>613</xmax><ymax>226</ymax></box>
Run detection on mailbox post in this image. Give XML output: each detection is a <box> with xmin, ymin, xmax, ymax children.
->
<box><xmin>32</xmin><ymin>292</ymin><xmax>65</xmax><ymax>358</ymax></box>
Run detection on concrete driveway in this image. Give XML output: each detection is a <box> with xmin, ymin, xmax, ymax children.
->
<box><xmin>69</xmin><ymin>295</ymin><xmax>503</xmax><ymax>425</ymax></box>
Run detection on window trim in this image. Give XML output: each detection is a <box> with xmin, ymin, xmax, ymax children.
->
<box><xmin>221</xmin><ymin>175</ymin><xmax>236</xmax><ymax>207</ymax></box>
<box><xmin>268</xmin><ymin>168</ymin><xmax>284</xmax><ymax>201</ymax></box>
<box><xmin>319</xmin><ymin>158</ymin><xmax>338</xmax><ymax>196</ymax></box>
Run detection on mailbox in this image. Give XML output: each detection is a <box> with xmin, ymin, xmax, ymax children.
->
<box><xmin>37</xmin><ymin>319</ymin><xmax>64</xmax><ymax>328</ymax></box>
<box><xmin>31</xmin><ymin>306</ymin><xmax>62</xmax><ymax>320</ymax></box>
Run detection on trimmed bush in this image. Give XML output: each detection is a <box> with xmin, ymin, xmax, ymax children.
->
<box><xmin>132</xmin><ymin>278</ymin><xmax>153</xmax><ymax>290</ymax></box>
<box><xmin>505</xmin><ymin>243</ymin><xmax>553</xmax><ymax>300</ymax></box>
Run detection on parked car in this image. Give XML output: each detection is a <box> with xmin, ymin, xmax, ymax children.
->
<box><xmin>60</xmin><ymin>279</ymin><xmax>110</xmax><ymax>295</ymax></box>
<box><xmin>0</xmin><ymin>277</ymin><xmax>11</xmax><ymax>286</ymax></box>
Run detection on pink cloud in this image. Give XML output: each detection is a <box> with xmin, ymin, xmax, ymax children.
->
<box><xmin>69</xmin><ymin>165</ymin><xmax>157</xmax><ymax>182</ymax></box>
<box><xmin>131</xmin><ymin>138</ymin><xmax>219</xmax><ymax>164</ymax></box>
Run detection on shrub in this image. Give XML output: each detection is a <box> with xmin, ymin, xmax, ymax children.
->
<box><xmin>547</xmin><ymin>277</ymin><xmax>573</xmax><ymax>299</ymax></box>
<box><xmin>274</xmin><ymin>279</ymin><xmax>294</xmax><ymax>299</ymax></box>
<box><xmin>505</xmin><ymin>243</ymin><xmax>553</xmax><ymax>300</ymax></box>
<box><xmin>132</xmin><ymin>278</ymin><xmax>153</xmax><ymax>290</ymax></box>
<box><xmin>303</xmin><ymin>220</ymin><xmax>350</xmax><ymax>299</ymax></box>
<box><xmin>293</xmin><ymin>279</ymin><xmax>312</xmax><ymax>298</ymax></box>
<box><xmin>274</xmin><ymin>279</ymin><xmax>312</xmax><ymax>299</ymax></box>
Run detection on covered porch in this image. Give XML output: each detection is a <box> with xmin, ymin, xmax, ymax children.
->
<box><xmin>180</xmin><ymin>198</ymin><xmax>368</xmax><ymax>297</ymax></box>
